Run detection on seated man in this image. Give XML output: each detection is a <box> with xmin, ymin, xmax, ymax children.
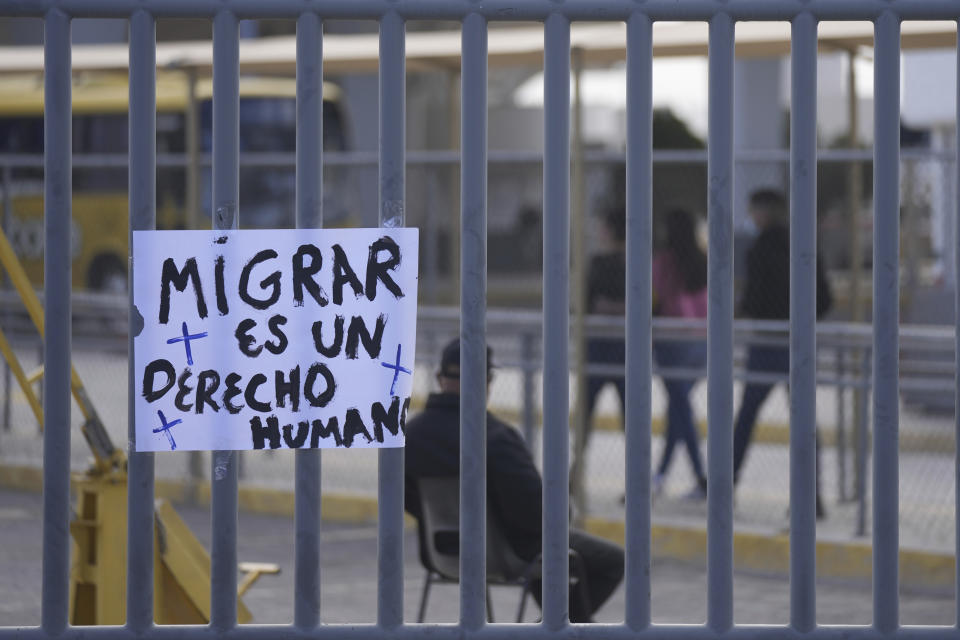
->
<box><xmin>404</xmin><ymin>338</ymin><xmax>624</xmax><ymax>622</ymax></box>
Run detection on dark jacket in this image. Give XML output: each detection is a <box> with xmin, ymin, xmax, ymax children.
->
<box><xmin>403</xmin><ymin>392</ymin><xmax>542</xmax><ymax>562</ymax></box>
<box><xmin>740</xmin><ymin>223</ymin><xmax>832</xmax><ymax>321</ymax></box>
<box><xmin>587</xmin><ymin>251</ymin><xmax>626</xmax><ymax>313</ymax></box>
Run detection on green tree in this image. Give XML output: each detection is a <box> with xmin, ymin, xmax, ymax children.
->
<box><xmin>652</xmin><ymin>108</ymin><xmax>705</xmax><ymax>149</ymax></box>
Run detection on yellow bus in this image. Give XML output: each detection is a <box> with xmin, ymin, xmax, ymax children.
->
<box><xmin>0</xmin><ymin>71</ymin><xmax>350</xmax><ymax>291</ymax></box>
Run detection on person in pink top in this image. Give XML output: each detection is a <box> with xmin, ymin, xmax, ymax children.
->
<box><xmin>651</xmin><ymin>208</ymin><xmax>709</xmax><ymax>499</ymax></box>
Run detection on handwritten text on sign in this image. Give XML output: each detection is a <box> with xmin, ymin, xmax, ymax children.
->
<box><xmin>133</xmin><ymin>229</ymin><xmax>419</xmax><ymax>452</ymax></box>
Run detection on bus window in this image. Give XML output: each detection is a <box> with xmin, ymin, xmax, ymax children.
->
<box><xmin>196</xmin><ymin>85</ymin><xmax>353</xmax><ymax>230</ymax></box>
<box><xmin>157</xmin><ymin>112</ymin><xmax>186</xmax><ymax>211</ymax></box>
<box><xmin>73</xmin><ymin>114</ymin><xmax>127</xmax><ymax>192</ymax></box>
<box><xmin>201</xmin><ymin>96</ymin><xmax>298</xmax><ymax>229</ymax></box>
<box><xmin>0</xmin><ymin>73</ymin><xmax>356</xmax><ymax>291</ymax></box>
<box><xmin>0</xmin><ymin>116</ymin><xmax>44</xmax><ymax>187</ymax></box>
<box><xmin>200</xmin><ymin>96</ymin><xmax>298</xmax><ymax>153</ymax></box>
<box><xmin>74</xmin><ymin>113</ymin><xmax>127</xmax><ymax>154</ymax></box>
<box><xmin>0</xmin><ymin>116</ymin><xmax>43</xmax><ymax>153</ymax></box>
<box><xmin>239</xmin><ymin>97</ymin><xmax>297</xmax><ymax>151</ymax></box>
<box><xmin>157</xmin><ymin>113</ymin><xmax>185</xmax><ymax>153</ymax></box>
<box><xmin>323</xmin><ymin>100</ymin><xmax>347</xmax><ymax>152</ymax></box>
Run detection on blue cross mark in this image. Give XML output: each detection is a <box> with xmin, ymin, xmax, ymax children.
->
<box><xmin>381</xmin><ymin>344</ymin><xmax>412</xmax><ymax>396</ymax></box>
<box><xmin>167</xmin><ymin>321</ymin><xmax>208</xmax><ymax>366</ymax></box>
<box><xmin>153</xmin><ymin>409</ymin><xmax>182</xmax><ymax>451</ymax></box>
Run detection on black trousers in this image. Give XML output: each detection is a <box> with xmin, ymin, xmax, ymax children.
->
<box><xmin>532</xmin><ymin>529</ymin><xmax>625</xmax><ymax>623</ymax></box>
<box><xmin>732</xmin><ymin>345</ymin><xmax>823</xmax><ymax>499</ymax></box>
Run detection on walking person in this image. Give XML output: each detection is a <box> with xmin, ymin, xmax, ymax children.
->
<box><xmin>732</xmin><ymin>189</ymin><xmax>832</xmax><ymax>518</ymax></box>
<box><xmin>576</xmin><ymin>206</ymin><xmax>627</xmax><ymax>458</ymax></box>
<box><xmin>651</xmin><ymin>209</ymin><xmax>709</xmax><ymax>499</ymax></box>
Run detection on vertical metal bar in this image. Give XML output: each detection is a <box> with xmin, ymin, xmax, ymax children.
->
<box><xmin>41</xmin><ymin>9</ymin><xmax>71</xmax><ymax>634</ymax></box>
<box><xmin>624</xmin><ymin>11</ymin><xmax>653</xmax><ymax>632</ymax></box>
<box><xmin>210</xmin><ymin>9</ymin><xmax>240</xmax><ymax>631</ymax></box>
<box><xmin>707</xmin><ymin>12</ymin><xmax>735</xmax><ymax>634</ymax></box>
<box><xmin>127</xmin><ymin>9</ymin><xmax>156</xmax><ymax>631</ymax></box>
<box><xmin>542</xmin><ymin>12</ymin><xmax>570</xmax><ymax>630</ymax></box>
<box><xmin>789</xmin><ymin>12</ymin><xmax>818</xmax><ymax>633</ymax></box>
<box><xmin>377</xmin><ymin>10</ymin><xmax>405</xmax><ymax>628</ymax></box>
<box><xmin>872</xmin><ymin>12</ymin><xmax>900</xmax><ymax>634</ymax></box>
<box><xmin>294</xmin><ymin>10</ymin><xmax>323</xmax><ymax>630</ymax></box>
<box><xmin>460</xmin><ymin>13</ymin><xmax>488</xmax><ymax>631</ymax></box>
<box><xmin>955</xmin><ymin>23</ymin><xmax>960</xmax><ymax>627</ymax></box>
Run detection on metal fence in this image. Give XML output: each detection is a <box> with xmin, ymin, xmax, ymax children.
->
<box><xmin>1</xmin><ymin>300</ymin><xmax>955</xmax><ymax>551</ymax></box>
<box><xmin>6</xmin><ymin>149</ymin><xmax>955</xmax><ymax>306</ymax></box>
<box><xmin>0</xmin><ymin>0</ymin><xmax>958</xmax><ymax>639</ymax></box>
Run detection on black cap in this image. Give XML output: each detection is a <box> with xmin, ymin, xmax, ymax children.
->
<box><xmin>439</xmin><ymin>337</ymin><xmax>494</xmax><ymax>379</ymax></box>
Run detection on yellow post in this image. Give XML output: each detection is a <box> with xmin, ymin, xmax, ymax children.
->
<box><xmin>0</xmin><ymin>324</ymin><xmax>43</xmax><ymax>425</ymax></box>
<box><xmin>153</xmin><ymin>499</ymin><xmax>258</xmax><ymax>624</ymax></box>
<box><xmin>68</xmin><ymin>483</ymin><xmax>270</xmax><ymax>625</ymax></box>
<box><xmin>0</xmin><ymin>221</ymin><xmax>46</xmax><ymax>331</ymax></box>
<box><xmin>0</xmin><ymin>225</ymin><xmax>122</xmax><ymax>472</ymax></box>
<box><xmin>69</xmin><ymin>476</ymin><xmax>129</xmax><ymax>625</ymax></box>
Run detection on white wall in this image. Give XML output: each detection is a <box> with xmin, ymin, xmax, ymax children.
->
<box><xmin>734</xmin><ymin>57</ymin><xmax>785</xmax><ymax>228</ymax></box>
<box><xmin>903</xmin><ymin>49</ymin><xmax>957</xmax><ymax>128</ymax></box>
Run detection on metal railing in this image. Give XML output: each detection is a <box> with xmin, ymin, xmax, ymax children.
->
<box><xmin>1</xmin><ymin>296</ymin><xmax>957</xmax><ymax>620</ymax></box>
<box><xmin>0</xmin><ymin>0</ymin><xmax>958</xmax><ymax>639</ymax></box>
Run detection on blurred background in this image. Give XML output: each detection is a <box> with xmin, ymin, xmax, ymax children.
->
<box><xmin>0</xmin><ymin>16</ymin><xmax>956</xmax><ymax>626</ymax></box>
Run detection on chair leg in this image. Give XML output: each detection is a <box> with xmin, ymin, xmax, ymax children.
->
<box><xmin>417</xmin><ymin>572</ymin><xmax>434</xmax><ymax>623</ymax></box>
<box><xmin>516</xmin><ymin>581</ymin><xmax>529</xmax><ymax>623</ymax></box>
<box><xmin>486</xmin><ymin>586</ymin><xmax>495</xmax><ymax>623</ymax></box>
<box><xmin>567</xmin><ymin>550</ymin><xmax>591</xmax><ymax>622</ymax></box>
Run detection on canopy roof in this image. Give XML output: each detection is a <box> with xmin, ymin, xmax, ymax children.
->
<box><xmin>0</xmin><ymin>20</ymin><xmax>954</xmax><ymax>76</ymax></box>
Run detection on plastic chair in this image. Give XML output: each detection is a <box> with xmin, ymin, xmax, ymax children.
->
<box><xmin>415</xmin><ymin>476</ymin><xmax>541</xmax><ymax>623</ymax></box>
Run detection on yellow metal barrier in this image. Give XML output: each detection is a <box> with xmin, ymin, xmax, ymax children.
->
<box><xmin>69</xmin><ymin>487</ymin><xmax>276</xmax><ymax>625</ymax></box>
<box><xmin>0</xmin><ymin>324</ymin><xmax>43</xmax><ymax>424</ymax></box>
<box><xmin>0</xmin><ymin>225</ymin><xmax>122</xmax><ymax>474</ymax></box>
<box><xmin>1</xmin><ymin>225</ymin><xmax>277</xmax><ymax>624</ymax></box>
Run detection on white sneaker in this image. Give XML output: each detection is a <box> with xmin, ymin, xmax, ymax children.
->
<box><xmin>682</xmin><ymin>483</ymin><xmax>707</xmax><ymax>501</ymax></box>
<box><xmin>652</xmin><ymin>473</ymin><xmax>666</xmax><ymax>499</ymax></box>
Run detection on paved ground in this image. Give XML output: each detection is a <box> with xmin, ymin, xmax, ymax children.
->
<box><xmin>0</xmin><ymin>488</ymin><xmax>954</xmax><ymax>628</ymax></box>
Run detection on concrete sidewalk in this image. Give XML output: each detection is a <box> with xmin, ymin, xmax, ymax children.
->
<box><xmin>0</xmin><ymin>344</ymin><xmax>956</xmax><ymax>591</ymax></box>
<box><xmin>0</xmin><ymin>488</ymin><xmax>954</xmax><ymax>628</ymax></box>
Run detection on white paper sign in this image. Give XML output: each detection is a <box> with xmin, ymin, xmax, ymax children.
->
<box><xmin>133</xmin><ymin>228</ymin><xmax>419</xmax><ymax>452</ymax></box>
